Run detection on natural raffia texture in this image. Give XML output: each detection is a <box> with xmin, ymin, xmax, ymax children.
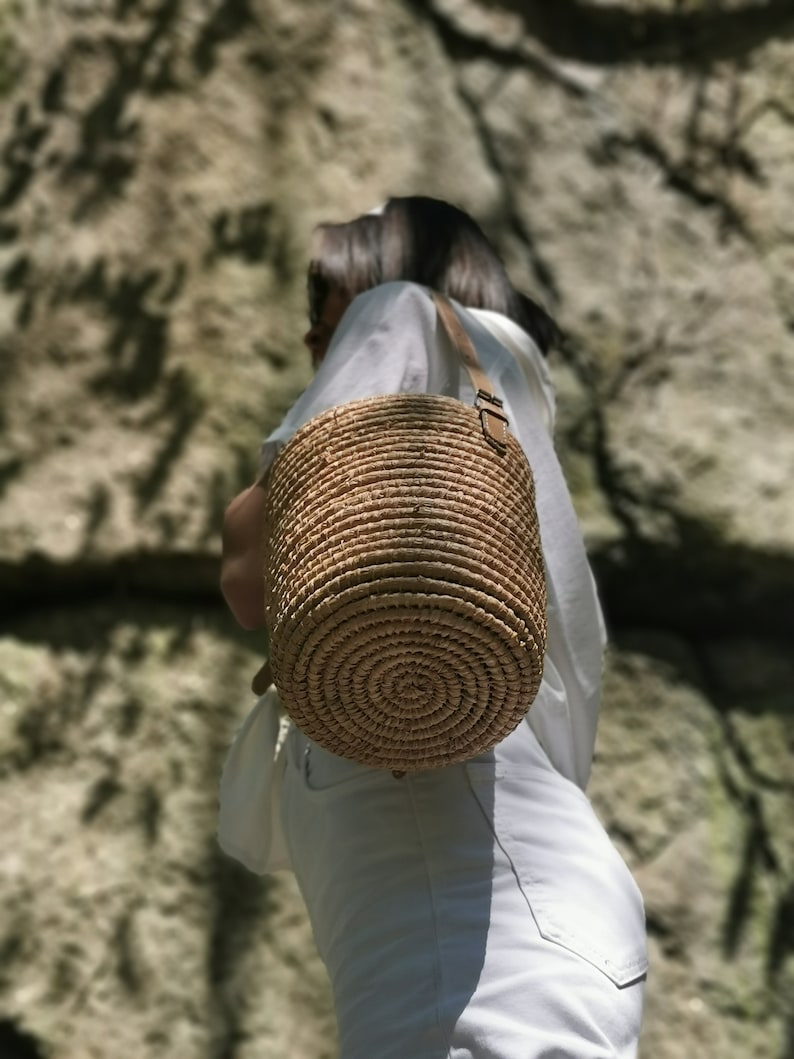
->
<box><xmin>263</xmin><ymin>390</ymin><xmax>547</xmax><ymax>772</ymax></box>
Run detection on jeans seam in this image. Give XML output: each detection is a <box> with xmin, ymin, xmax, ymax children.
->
<box><xmin>407</xmin><ymin>776</ymin><xmax>456</xmax><ymax>1059</ymax></box>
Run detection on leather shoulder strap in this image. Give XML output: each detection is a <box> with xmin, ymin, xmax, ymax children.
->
<box><xmin>430</xmin><ymin>291</ymin><xmax>509</xmax><ymax>454</ymax></box>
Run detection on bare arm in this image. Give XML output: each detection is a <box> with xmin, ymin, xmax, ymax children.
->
<box><xmin>220</xmin><ymin>476</ymin><xmax>269</xmax><ymax>630</ymax></box>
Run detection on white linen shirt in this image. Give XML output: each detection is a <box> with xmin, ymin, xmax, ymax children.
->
<box><xmin>219</xmin><ymin>282</ymin><xmax>606</xmax><ymax>874</ymax></box>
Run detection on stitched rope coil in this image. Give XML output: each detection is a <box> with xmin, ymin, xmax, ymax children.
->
<box><xmin>263</xmin><ymin>391</ymin><xmax>547</xmax><ymax>771</ymax></box>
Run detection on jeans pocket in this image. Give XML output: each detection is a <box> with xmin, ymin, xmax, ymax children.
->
<box><xmin>289</xmin><ymin>727</ymin><xmax>386</xmax><ymax>798</ymax></box>
<box><xmin>465</xmin><ymin>762</ymin><xmax>648</xmax><ymax>988</ymax></box>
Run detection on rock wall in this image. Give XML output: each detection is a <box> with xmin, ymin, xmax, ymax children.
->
<box><xmin>0</xmin><ymin>1</ymin><xmax>792</xmax><ymax>1056</ymax></box>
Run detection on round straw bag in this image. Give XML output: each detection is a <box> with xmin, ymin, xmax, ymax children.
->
<box><xmin>263</xmin><ymin>293</ymin><xmax>546</xmax><ymax>771</ymax></box>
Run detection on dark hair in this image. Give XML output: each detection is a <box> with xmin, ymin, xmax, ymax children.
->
<box><xmin>307</xmin><ymin>214</ymin><xmax>383</xmax><ymax>325</ymax></box>
<box><xmin>308</xmin><ymin>196</ymin><xmax>559</xmax><ymax>355</ymax></box>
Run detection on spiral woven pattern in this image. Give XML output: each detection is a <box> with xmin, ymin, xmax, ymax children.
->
<box><xmin>264</xmin><ymin>393</ymin><xmax>547</xmax><ymax>771</ymax></box>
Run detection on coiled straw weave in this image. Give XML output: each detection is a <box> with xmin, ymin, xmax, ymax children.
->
<box><xmin>263</xmin><ymin>372</ymin><xmax>547</xmax><ymax>771</ymax></box>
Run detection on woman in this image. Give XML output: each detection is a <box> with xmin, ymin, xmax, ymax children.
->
<box><xmin>219</xmin><ymin>197</ymin><xmax>648</xmax><ymax>1058</ymax></box>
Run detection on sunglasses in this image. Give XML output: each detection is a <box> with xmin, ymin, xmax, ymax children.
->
<box><xmin>307</xmin><ymin>268</ymin><xmax>330</xmax><ymax>328</ymax></box>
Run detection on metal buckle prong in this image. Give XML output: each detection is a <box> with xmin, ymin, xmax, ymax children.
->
<box><xmin>475</xmin><ymin>389</ymin><xmax>504</xmax><ymax>410</ymax></box>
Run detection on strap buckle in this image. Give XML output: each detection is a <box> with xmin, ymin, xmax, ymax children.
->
<box><xmin>475</xmin><ymin>389</ymin><xmax>509</xmax><ymax>454</ymax></box>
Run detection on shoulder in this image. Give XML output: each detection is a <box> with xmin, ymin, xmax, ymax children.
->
<box><xmin>328</xmin><ymin>283</ymin><xmax>437</xmax><ymax>353</ymax></box>
<box><xmin>346</xmin><ymin>281</ymin><xmax>434</xmax><ymax>319</ymax></box>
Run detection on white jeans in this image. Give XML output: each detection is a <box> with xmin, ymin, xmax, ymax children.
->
<box><xmin>281</xmin><ymin>720</ymin><xmax>647</xmax><ymax>1059</ymax></box>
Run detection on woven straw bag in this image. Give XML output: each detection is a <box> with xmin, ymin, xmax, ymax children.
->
<box><xmin>262</xmin><ymin>292</ymin><xmax>546</xmax><ymax>771</ymax></box>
